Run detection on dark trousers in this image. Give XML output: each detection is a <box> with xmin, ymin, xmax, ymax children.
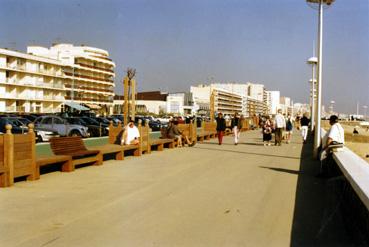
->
<box><xmin>217</xmin><ymin>131</ymin><xmax>224</xmax><ymax>144</ymax></box>
<box><xmin>275</xmin><ymin>128</ymin><xmax>283</xmax><ymax>145</ymax></box>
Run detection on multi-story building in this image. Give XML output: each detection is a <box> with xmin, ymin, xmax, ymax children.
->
<box><xmin>267</xmin><ymin>91</ymin><xmax>280</xmax><ymax>115</ymax></box>
<box><xmin>211</xmin><ymin>82</ymin><xmax>267</xmax><ymax>115</ymax></box>
<box><xmin>28</xmin><ymin>44</ymin><xmax>115</xmax><ymax>114</ymax></box>
<box><xmin>190</xmin><ymin>84</ymin><xmax>243</xmax><ymax>116</ymax></box>
<box><xmin>214</xmin><ymin>89</ymin><xmax>243</xmax><ymax>116</ymax></box>
<box><xmin>0</xmin><ymin>48</ymin><xmax>66</xmax><ymax>113</ymax></box>
<box><xmin>280</xmin><ymin>96</ymin><xmax>293</xmax><ymax>115</ymax></box>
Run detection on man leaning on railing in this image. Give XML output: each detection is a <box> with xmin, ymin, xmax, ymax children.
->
<box><xmin>318</xmin><ymin>115</ymin><xmax>345</xmax><ymax>177</ymax></box>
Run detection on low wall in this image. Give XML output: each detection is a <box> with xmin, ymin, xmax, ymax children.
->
<box><xmin>321</xmin><ymin>128</ymin><xmax>369</xmax><ymax>244</ymax></box>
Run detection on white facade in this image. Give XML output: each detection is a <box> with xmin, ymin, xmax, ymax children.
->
<box><xmin>191</xmin><ymin>84</ymin><xmax>243</xmax><ymax>116</ymax></box>
<box><xmin>28</xmin><ymin>44</ymin><xmax>116</xmax><ymax>114</ymax></box>
<box><xmin>248</xmin><ymin>83</ymin><xmax>265</xmax><ymax>101</ymax></box>
<box><xmin>268</xmin><ymin>91</ymin><xmax>280</xmax><ymax>115</ymax></box>
<box><xmin>166</xmin><ymin>93</ymin><xmax>185</xmax><ymax>115</ymax></box>
<box><xmin>210</xmin><ymin>83</ymin><xmax>249</xmax><ymax>97</ymax></box>
<box><xmin>0</xmin><ymin>48</ymin><xmax>66</xmax><ymax>113</ymax></box>
<box><xmin>113</xmin><ymin>99</ymin><xmax>166</xmax><ymax>115</ymax></box>
<box><xmin>280</xmin><ymin>96</ymin><xmax>293</xmax><ymax>115</ymax></box>
<box><xmin>293</xmin><ymin>103</ymin><xmax>310</xmax><ymax>116</ymax></box>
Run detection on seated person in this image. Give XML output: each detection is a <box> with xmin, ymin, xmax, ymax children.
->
<box><xmin>166</xmin><ymin>119</ymin><xmax>194</xmax><ymax>147</ymax></box>
<box><xmin>353</xmin><ymin>127</ymin><xmax>359</xmax><ymax>135</ymax></box>
<box><xmin>121</xmin><ymin>119</ymin><xmax>140</xmax><ymax>145</ymax></box>
<box><xmin>324</xmin><ymin>115</ymin><xmax>344</xmax><ymax>149</ymax></box>
<box><xmin>319</xmin><ymin>115</ymin><xmax>345</xmax><ymax>176</ymax></box>
<box><xmin>167</xmin><ymin>120</ymin><xmax>183</xmax><ymax>147</ymax></box>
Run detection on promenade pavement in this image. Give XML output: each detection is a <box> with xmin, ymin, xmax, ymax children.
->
<box><xmin>0</xmin><ymin>130</ymin><xmax>352</xmax><ymax>246</ymax></box>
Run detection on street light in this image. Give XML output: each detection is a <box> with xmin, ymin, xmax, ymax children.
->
<box><xmin>306</xmin><ymin>0</ymin><xmax>335</xmax><ymax>158</ymax></box>
<box><xmin>307</xmin><ymin>56</ymin><xmax>317</xmax><ymax>131</ymax></box>
<box><xmin>363</xmin><ymin>105</ymin><xmax>368</xmax><ymax>120</ymax></box>
<box><xmin>329</xmin><ymin>100</ymin><xmax>335</xmax><ymax>114</ymax></box>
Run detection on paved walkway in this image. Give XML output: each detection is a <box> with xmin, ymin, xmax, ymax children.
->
<box><xmin>0</xmin><ymin>131</ymin><xmax>352</xmax><ymax>246</ymax></box>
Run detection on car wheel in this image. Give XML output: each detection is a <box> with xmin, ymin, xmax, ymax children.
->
<box><xmin>70</xmin><ymin>130</ymin><xmax>81</xmax><ymax>137</ymax></box>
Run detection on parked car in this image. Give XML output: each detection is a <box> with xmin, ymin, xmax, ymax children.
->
<box><xmin>34</xmin><ymin>115</ymin><xmax>89</xmax><ymax>137</ymax></box>
<box><xmin>0</xmin><ymin>117</ymin><xmax>59</xmax><ymax>142</ymax></box>
<box><xmin>65</xmin><ymin>117</ymin><xmax>108</xmax><ymax>137</ymax></box>
<box><xmin>0</xmin><ymin>117</ymin><xmax>28</xmax><ymax>134</ymax></box>
<box><xmin>80</xmin><ymin>117</ymin><xmax>109</xmax><ymax>136</ymax></box>
<box><xmin>93</xmin><ymin>117</ymin><xmax>111</xmax><ymax>125</ymax></box>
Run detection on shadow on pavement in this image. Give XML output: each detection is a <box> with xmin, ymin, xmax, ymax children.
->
<box><xmin>240</xmin><ymin>142</ymin><xmax>265</xmax><ymax>146</ymax></box>
<box><xmin>290</xmin><ymin>138</ymin><xmax>354</xmax><ymax>246</ymax></box>
<box><xmin>193</xmin><ymin>146</ymin><xmax>300</xmax><ymax>160</ymax></box>
<box><xmin>259</xmin><ymin>166</ymin><xmax>301</xmax><ymax>175</ymax></box>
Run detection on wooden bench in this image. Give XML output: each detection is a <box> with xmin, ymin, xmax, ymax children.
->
<box><xmin>204</xmin><ymin>122</ymin><xmax>217</xmax><ymax>138</ymax></box>
<box><xmin>13</xmin><ymin>125</ymin><xmax>37</xmax><ymax>183</ymax></box>
<box><xmin>49</xmin><ymin>136</ymin><xmax>102</xmax><ymax>168</ymax></box>
<box><xmin>0</xmin><ymin>124</ymin><xmax>38</xmax><ymax>187</ymax></box>
<box><xmin>0</xmin><ymin>125</ymin><xmax>12</xmax><ymax>187</ymax></box>
<box><xmin>35</xmin><ymin>155</ymin><xmax>73</xmax><ymax>179</ymax></box>
<box><xmin>177</xmin><ymin>122</ymin><xmax>197</xmax><ymax>146</ymax></box>
<box><xmin>150</xmin><ymin>138</ymin><xmax>175</xmax><ymax>151</ymax></box>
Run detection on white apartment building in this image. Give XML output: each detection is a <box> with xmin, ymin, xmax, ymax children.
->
<box><xmin>28</xmin><ymin>44</ymin><xmax>115</xmax><ymax>114</ymax></box>
<box><xmin>280</xmin><ymin>96</ymin><xmax>293</xmax><ymax>115</ymax></box>
<box><xmin>267</xmin><ymin>91</ymin><xmax>280</xmax><ymax>115</ymax></box>
<box><xmin>0</xmin><ymin>48</ymin><xmax>66</xmax><ymax>113</ymax></box>
<box><xmin>211</xmin><ymin>82</ymin><xmax>267</xmax><ymax>115</ymax></box>
<box><xmin>214</xmin><ymin>89</ymin><xmax>243</xmax><ymax>116</ymax></box>
<box><xmin>190</xmin><ymin>85</ymin><xmax>243</xmax><ymax>116</ymax></box>
<box><xmin>167</xmin><ymin>93</ymin><xmax>185</xmax><ymax>115</ymax></box>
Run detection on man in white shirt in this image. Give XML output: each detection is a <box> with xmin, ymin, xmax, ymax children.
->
<box><xmin>318</xmin><ymin>115</ymin><xmax>344</xmax><ymax>177</ymax></box>
<box><xmin>325</xmin><ymin>115</ymin><xmax>345</xmax><ymax>148</ymax></box>
<box><xmin>121</xmin><ymin>120</ymin><xmax>140</xmax><ymax>145</ymax></box>
<box><xmin>274</xmin><ymin>109</ymin><xmax>286</xmax><ymax>146</ymax></box>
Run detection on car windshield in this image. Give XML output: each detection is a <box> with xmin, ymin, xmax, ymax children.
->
<box><xmin>98</xmin><ymin>118</ymin><xmax>110</xmax><ymax>124</ymax></box>
<box><xmin>7</xmin><ymin>118</ymin><xmax>26</xmax><ymax>127</ymax></box>
<box><xmin>67</xmin><ymin>118</ymin><xmax>86</xmax><ymax>125</ymax></box>
<box><xmin>18</xmin><ymin>118</ymin><xmax>31</xmax><ymax>125</ymax></box>
<box><xmin>83</xmin><ymin>117</ymin><xmax>99</xmax><ymax>125</ymax></box>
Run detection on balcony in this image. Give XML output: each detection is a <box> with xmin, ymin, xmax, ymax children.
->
<box><xmin>64</xmin><ymin>84</ymin><xmax>114</xmax><ymax>94</ymax></box>
<box><xmin>3</xmin><ymin>79</ymin><xmax>65</xmax><ymax>90</ymax></box>
<box><xmin>65</xmin><ymin>96</ymin><xmax>113</xmax><ymax>103</ymax></box>
<box><xmin>64</xmin><ymin>72</ymin><xmax>114</xmax><ymax>83</ymax></box>
<box><xmin>75</xmin><ymin>62</ymin><xmax>114</xmax><ymax>73</ymax></box>
<box><xmin>4</xmin><ymin>64</ymin><xmax>64</xmax><ymax>78</ymax></box>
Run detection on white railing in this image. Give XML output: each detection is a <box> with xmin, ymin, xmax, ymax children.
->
<box><xmin>333</xmin><ymin>148</ymin><xmax>369</xmax><ymax>210</ymax></box>
<box><xmin>321</xmin><ymin>128</ymin><xmax>369</xmax><ymax>210</ymax></box>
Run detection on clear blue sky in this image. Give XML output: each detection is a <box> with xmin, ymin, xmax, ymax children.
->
<box><xmin>1</xmin><ymin>0</ymin><xmax>368</xmax><ymax>114</ymax></box>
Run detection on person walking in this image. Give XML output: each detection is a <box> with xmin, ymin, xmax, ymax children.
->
<box><xmin>274</xmin><ymin>109</ymin><xmax>285</xmax><ymax>146</ymax></box>
<box><xmin>300</xmin><ymin>113</ymin><xmax>310</xmax><ymax>144</ymax></box>
<box><xmin>285</xmin><ymin>114</ymin><xmax>293</xmax><ymax>144</ymax></box>
<box><xmin>216</xmin><ymin>112</ymin><xmax>226</xmax><ymax>145</ymax></box>
<box><xmin>231</xmin><ymin>112</ymin><xmax>241</xmax><ymax>145</ymax></box>
<box><xmin>262</xmin><ymin>116</ymin><xmax>273</xmax><ymax>146</ymax></box>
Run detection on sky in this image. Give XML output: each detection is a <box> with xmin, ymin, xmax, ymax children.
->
<box><xmin>0</xmin><ymin>0</ymin><xmax>368</xmax><ymax>114</ymax></box>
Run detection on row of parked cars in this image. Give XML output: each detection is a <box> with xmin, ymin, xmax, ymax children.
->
<box><xmin>0</xmin><ymin>113</ymin><xmax>173</xmax><ymax>142</ymax></box>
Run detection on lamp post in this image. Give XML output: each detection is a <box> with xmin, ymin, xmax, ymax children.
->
<box><xmin>329</xmin><ymin>100</ymin><xmax>335</xmax><ymax>114</ymax></box>
<box><xmin>307</xmin><ymin>56</ymin><xmax>317</xmax><ymax>131</ymax></box>
<box><xmin>363</xmin><ymin>105</ymin><xmax>368</xmax><ymax>120</ymax></box>
<box><xmin>306</xmin><ymin>0</ymin><xmax>335</xmax><ymax>158</ymax></box>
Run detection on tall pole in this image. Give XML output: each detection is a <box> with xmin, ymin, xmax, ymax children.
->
<box><xmin>131</xmin><ymin>79</ymin><xmax>136</xmax><ymax>121</ymax></box>
<box><xmin>210</xmin><ymin>90</ymin><xmax>215</xmax><ymax>122</ymax></box>
<box><xmin>123</xmin><ymin>77</ymin><xmax>129</xmax><ymax>125</ymax></box>
<box><xmin>313</xmin><ymin>1</ymin><xmax>323</xmax><ymax>158</ymax></box>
